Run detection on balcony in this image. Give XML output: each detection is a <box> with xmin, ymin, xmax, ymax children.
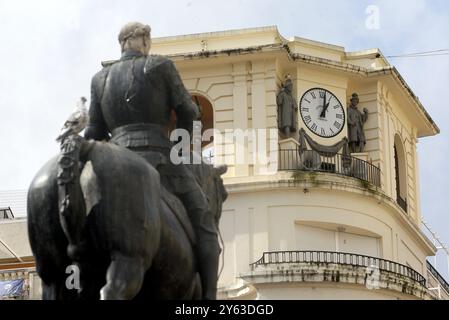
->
<box><xmin>244</xmin><ymin>250</ymin><xmax>434</xmax><ymax>299</ymax></box>
<box><xmin>250</xmin><ymin>250</ymin><xmax>426</xmax><ymax>286</ymax></box>
<box><xmin>427</xmin><ymin>261</ymin><xmax>449</xmax><ymax>298</ymax></box>
<box><xmin>278</xmin><ymin>149</ymin><xmax>381</xmax><ymax>187</ymax></box>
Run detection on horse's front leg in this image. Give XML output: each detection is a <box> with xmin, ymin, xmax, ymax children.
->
<box><xmin>41</xmin><ymin>279</ymin><xmax>79</xmax><ymax>300</ymax></box>
<box><xmin>100</xmin><ymin>253</ymin><xmax>145</xmax><ymax>300</ymax></box>
<box><xmin>42</xmin><ymin>281</ymin><xmax>60</xmax><ymax>300</ymax></box>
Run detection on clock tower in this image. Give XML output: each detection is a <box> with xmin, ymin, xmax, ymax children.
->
<box><xmin>151</xmin><ymin>26</ymin><xmax>447</xmax><ymax>300</ymax></box>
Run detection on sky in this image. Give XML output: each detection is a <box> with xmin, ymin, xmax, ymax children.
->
<box><xmin>0</xmin><ymin>0</ymin><xmax>448</xmax><ymax>279</ymax></box>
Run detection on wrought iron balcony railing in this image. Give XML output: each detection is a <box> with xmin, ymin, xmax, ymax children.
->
<box><xmin>427</xmin><ymin>260</ymin><xmax>449</xmax><ymax>294</ymax></box>
<box><xmin>250</xmin><ymin>250</ymin><xmax>426</xmax><ymax>286</ymax></box>
<box><xmin>279</xmin><ymin>149</ymin><xmax>381</xmax><ymax>187</ymax></box>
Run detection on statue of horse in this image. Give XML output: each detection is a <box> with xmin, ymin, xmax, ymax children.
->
<box><xmin>27</xmin><ymin>137</ymin><xmax>227</xmax><ymax>300</ymax></box>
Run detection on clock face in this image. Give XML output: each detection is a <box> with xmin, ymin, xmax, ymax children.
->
<box><xmin>299</xmin><ymin>88</ymin><xmax>345</xmax><ymax>138</ymax></box>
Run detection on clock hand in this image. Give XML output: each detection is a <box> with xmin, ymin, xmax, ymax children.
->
<box><xmin>319</xmin><ymin>93</ymin><xmax>325</xmax><ymax>117</ymax></box>
<box><xmin>320</xmin><ymin>92</ymin><xmax>329</xmax><ymax>118</ymax></box>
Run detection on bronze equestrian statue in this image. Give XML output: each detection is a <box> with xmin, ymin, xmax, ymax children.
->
<box><xmin>27</xmin><ymin>22</ymin><xmax>227</xmax><ymax>300</ymax></box>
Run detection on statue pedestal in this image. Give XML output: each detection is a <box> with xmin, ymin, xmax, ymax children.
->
<box><xmin>279</xmin><ymin>138</ymin><xmax>300</xmax><ymax>170</ymax></box>
<box><xmin>279</xmin><ymin>137</ymin><xmax>300</xmax><ymax>150</ymax></box>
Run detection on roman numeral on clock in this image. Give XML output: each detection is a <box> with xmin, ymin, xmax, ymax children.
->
<box><xmin>336</xmin><ymin>114</ymin><xmax>343</xmax><ymax>119</ymax></box>
<box><xmin>310</xmin><ymin>92</ymin><xmax>316</xmax><ymax>99</ymax></box>
<box><xmin>304</xmin><ymin>115</ymin><xmax>312</xmax><ymax>124</ymax></box>
<box><xmin>301</xmin><ymin>107</ymin><xmax>309</xmax><ymax>113</ymax></box>
<box><xmin>334</xmin><ymin>121</ymin><xmax>342</xmax><ymax>129</ymax></box>
<box><xmin>311</xmin><ymin>123</ymin><xmax>318</xmax><ymax>132</ymax></box>
<box><xmin>319</xmin><ymin>91</ymin><xmax>325</xmax><ymax>98</ymax></box>
<box><xmin>321</xmin><ymin>128</ymin><xmax>326</xmax><ymax>136</ymax></box>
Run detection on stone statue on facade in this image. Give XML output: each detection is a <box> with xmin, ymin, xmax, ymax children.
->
<box><xmin>27</xmin><ymin>22</ymin><xmax>228</xmax><ymax>300</ymax></box>
<box><xmin>276</xmin><ymin>76</ymin><xmax>298</xmax><ymax>138</ymax></box>
<box><xmin>347</xmin><ymin>93</ymin><xmax>369</xmax><ymax>153</ymax></box>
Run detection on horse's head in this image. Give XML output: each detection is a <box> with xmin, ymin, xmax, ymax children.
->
<box><xmin>212</xmin><ymin>164</ymin><xmax>228</xmax><ymax>202</ymax></box>
<box><xmin>189</xmin><ymin>163</ymin><xmax>228</xmax><ymax>226</ymax></box>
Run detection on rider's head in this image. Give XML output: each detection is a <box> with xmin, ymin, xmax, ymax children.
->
<box><xmin>118</xmin><ymin>22</ymin><xmax>152</xmax><ymax>55</ymax></box>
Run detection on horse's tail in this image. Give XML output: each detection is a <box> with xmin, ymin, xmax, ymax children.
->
<box><xmin>56</xmin><ymin>135</ymin><xmax>89</xmax><ymax>261</ymax></box>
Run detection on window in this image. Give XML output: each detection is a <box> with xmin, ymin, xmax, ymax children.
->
<box><xmin>295</xmin><ymin>223</ymin><xmax>380</xmax><ymax>257</ymax></box>
<box><xmin>394</xmin><ymin>135</ymin><xmax>407</xmax><ymax>213</ymax></box>
<box><xmin>167</xmin><ymin>93</ymin><xmax>215</xmax><ymax>162</ymax></box>
<box><xmin>192</xmin><ymin>94</ymin><xmax>214</xmax><ymax>161</ymax></box>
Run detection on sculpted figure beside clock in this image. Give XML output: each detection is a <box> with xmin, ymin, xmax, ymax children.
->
<box><xmin>347</xmin><ymin>93</ymin><xmax>369</xmax><ymax>153</ymax></box>
<box><xmin>276</xmin><ymin>77</ymin><xmax>298</xmax><ymax>138</ymax></box>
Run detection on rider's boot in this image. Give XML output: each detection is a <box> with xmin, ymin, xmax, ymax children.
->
<box><xmin>196</xmin><ymin>224</ymin><xmax>220</xmax><ymax>300</ymax></box>
<box><xmin>180</xmin><ymin>189</ymin><xmax>220</xmax><ymax>300</ymax></box>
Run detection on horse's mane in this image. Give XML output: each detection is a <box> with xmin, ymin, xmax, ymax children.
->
<box><xmin>188</xmin><ymin>162</ymin><xmax>212</xmax><ymax>189</ymax></box>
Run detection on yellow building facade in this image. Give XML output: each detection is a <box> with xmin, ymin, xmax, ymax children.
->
<box><xmin>151</xmin><ymin>26</ymin><xmax>447</xmax><ymax>300</ymax></box>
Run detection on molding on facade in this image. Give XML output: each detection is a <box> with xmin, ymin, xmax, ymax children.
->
<box><xmin>241</xmin><ymin>262</ymin><xmax>434</xmax><ymax>300</ymax></box>
<box><xmin>218</xmin><ymin>282</ymin><xmax>258</xmax><ymax>300</ymax></box>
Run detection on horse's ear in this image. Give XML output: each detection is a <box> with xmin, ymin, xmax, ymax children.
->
<box><xmin>215</xmin><ymin>164</ymin><xmax>227</xmax><ymax>176</ymax></box>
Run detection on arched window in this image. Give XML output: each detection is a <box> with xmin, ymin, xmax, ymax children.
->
<box><xmin>191</xmin><ymin>94</ymin><xmax>214</xmax><ymax>162</ymax></box>
<box><xmin>394</xmin><ymin>135</ymin><xmax>407</xmax><ymax>213</ymax></box>
<box><xmin>167</xmin><ymin>93</ymin><xmax>214</xmax><ymax>162</ymax></box>
<box><xmin>191</xmin><ymin>94</ymin><xmax>214</xmax><ymax>146</ymax></box>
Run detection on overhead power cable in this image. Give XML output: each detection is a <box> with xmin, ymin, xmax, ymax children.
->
<box><xmin>386</xmin><ymin>49</ymin><xmax>449</xmax><ymax>58</ymax></box>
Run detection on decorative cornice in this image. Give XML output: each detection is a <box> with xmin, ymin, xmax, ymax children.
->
<box><xmin>158</xmin><ymin>42</ymin><xmax>438</xmax><ymax>137</ymax></box>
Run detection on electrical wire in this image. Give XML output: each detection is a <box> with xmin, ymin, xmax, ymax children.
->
<box><xmin>386</xmin><ymin>49</ymin><xmax>449</xmax><ymax>58</ymax></box>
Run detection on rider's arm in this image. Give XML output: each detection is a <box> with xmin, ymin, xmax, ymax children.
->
<box><xmin>164</xmin><ymin>60</ymin><xmax>201</xmax><ymax>134</ymax></box>
<box><xmin>84</xmin><ymin>70</ymin><xmax>110</xmax><ymax>141</ymax></box>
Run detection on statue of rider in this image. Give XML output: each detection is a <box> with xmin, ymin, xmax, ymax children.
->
<box><xmin>84</xmin><ymin>22</ymin><xmax>220</xmax><ymax>300</ymax></box>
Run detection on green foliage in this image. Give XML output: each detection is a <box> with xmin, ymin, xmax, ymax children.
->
<box><xmin>291</xmin><ymin>170</ymin><xmax>321</xmax><ymax>186</ymax></box>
